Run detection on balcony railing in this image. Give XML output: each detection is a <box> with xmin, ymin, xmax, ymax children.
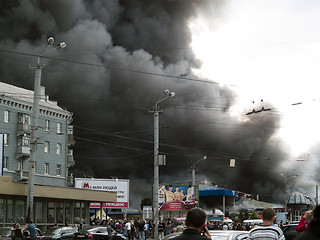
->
<box><xmin>68</xmin><ymin>134</ymin><xmax>75</xmax><ymax>146</ymax></box>
<box><xmin>16</xmin><ymin>145</ymin><xmax>30</xmax><ymax>159</ymax></box>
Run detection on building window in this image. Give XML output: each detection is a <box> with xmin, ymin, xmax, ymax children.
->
<box><xmin>36</xmin><ymin>201</ymin><xmax>44</xmax><ymax>223</ymax></box>
<box><xmin>17</xmin><ymin>160</ymin><xmax>23</xmax><ymax>171</ymax></box>
<box><xmin>68</xmin><ymin>126</ymin><xmax>73</xmax><ymax>135</ymax></box>
<box><xmin>57</xmin><ymin>143</ymin><xmax>61</xmax><ymax>155</ymax></box>
<box><xmin>4</xmin><ymin>133</ymin><xmax>9</xmax><ymax>146</ymax></box>
<box><xmin>57</xmin><ymin>123</ymin><xmax>62</xmax><ymax>134</ymax></box>
<box><xmin>44</xmin><ymin>163</ymin><xmax>49</xmax><ymax>174</ymax></box>
<box><xmin>3</xmin><ymin>156</ymin><xmax>8</xmax><ymax>169</ymax></box>
<box><xmin>56</xmin><ymin>164</ymin><xmax>61</xmax><ymax>176</ymax></box>
<box><xmin>45</xmin><ymin>120</ymin><xmax>50</xmax><ymax>132</ymax></box>
<box><xmin>4</xmin><ymin>110</ymin><xmax>9</xmax><ymax>123</ymax></box>
<box><xmin>44</xmin><ymin>141</ymin><xmax>50</xmax><ymax>153</ymax></box>
<box><xmin>18</xmin><ymin>113</ymin><xmax>30</xmax><ymax>124</ymax></box>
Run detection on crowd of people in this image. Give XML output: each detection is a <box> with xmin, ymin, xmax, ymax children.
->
<box><xmin>8</xmin><ymin>205</ymin><xmax>320</xmax><ymax>240</ymax></box>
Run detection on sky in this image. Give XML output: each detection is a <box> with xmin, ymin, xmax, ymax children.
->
<box><xmin>0</xmin><ymin>0</ymin><xmax>320</xmax><ymax>209</ymax></box>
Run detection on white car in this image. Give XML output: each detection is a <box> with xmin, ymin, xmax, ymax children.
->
<box><xmin>163</xmin><ymin>230</ymin><xmax>248</xmax><ymax>240</ymax></box>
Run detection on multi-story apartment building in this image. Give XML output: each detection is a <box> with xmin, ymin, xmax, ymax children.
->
<box><xmin>0</xmin><ymin>81</ymin><xmax>74</xmax><ymax>187</ymax></box>
<box><xmin>0</xmin><ymin>82</ymin><xmax>116</xmax><ymax>229</ymax></box>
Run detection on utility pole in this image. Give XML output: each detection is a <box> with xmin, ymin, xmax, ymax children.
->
<box><xmin>27</xmin><ymin>37</ymin><xmax>66</xmax><ymax>221</ymax></box>
<box><xmin>149</xmin><ymin>90</ymin><xmax>175</xmax><ymax>239</ymax></box>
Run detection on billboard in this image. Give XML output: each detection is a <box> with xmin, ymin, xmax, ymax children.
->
<box><xmin>158</xmin><ymin>185</ymin><xmax>199</xmax><ymax>211</ymax></box>
<box><xmin>0</xmin><ymin>133</ymin><xmax>3</xmax><ymax>176</ymax></box>
<box><xmin>75</xmin><ymin>178</ymin><xmax>129</xmax><ymax>208</ymax></box>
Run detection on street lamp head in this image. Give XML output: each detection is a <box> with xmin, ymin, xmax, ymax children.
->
<box><xmin>47</xmin><ymin>37</ymin><xmax>54</xmax><ymax>45</ymax></box>
<box><xmin>203</xmin><ymin>156</ymin><xmax>207</xmax><ymax>160</ymax></box>
<box><xmin>163</xmin><ymin>89</ymin><xmax>170</xmax><ymax>95</ymax></box>
<box><xmin>169</xmin><ymin>92</ymin><xmax>175</xmax><ymax>97</ymax></box>
<box><xmin>58</xmin><ymin>42</ymin><xmax>67</xmax><ymax>49</ymax></box>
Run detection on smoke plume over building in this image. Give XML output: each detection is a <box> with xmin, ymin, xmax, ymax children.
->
<box><xmin>1</xmin><ymin>0</ymin><xmax>317</xmax><ymax>208</ymax></box>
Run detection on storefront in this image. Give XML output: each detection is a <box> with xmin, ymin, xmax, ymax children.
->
<box><xmin>0</xmin><ymin>176</ymin><xmax>116</xmax><ymax>231</ymax></box>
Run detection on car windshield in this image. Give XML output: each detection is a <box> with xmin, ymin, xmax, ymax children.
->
<box><xmin>46</xmin><ymin>228</ymin><xmax>61</xmax><ymax>235</ymax></box>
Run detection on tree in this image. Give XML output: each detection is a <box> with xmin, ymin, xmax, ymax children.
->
<box><xmin>140</xmin><ymin>197</ymin><xmax>152</xmax><ymax>210</ymax></box>
<box><xmin>250</xmin><ymin>211</ymin><xmax>258</xmax><ymax>219</ymax></box>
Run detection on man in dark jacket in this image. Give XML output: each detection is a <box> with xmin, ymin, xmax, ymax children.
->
<box><xmin>294</xmin><ymin>205</ymin><xmax>320</xmax><ymax>240</ymax></box>
<box><xmin>173</xmin><ymin>208</ymin><xmax>210</xmax><ymax>240</ymax></box>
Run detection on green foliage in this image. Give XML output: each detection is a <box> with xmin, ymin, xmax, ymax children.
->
<box><xmin>250</xmin><ymin>211</ymin><xmax>258</xmax><ymax>219</ymax></box>
<box><xmin>140</xmin><ymin>197</ymin><xmax>152</xmax><ymax>210</ymax></box>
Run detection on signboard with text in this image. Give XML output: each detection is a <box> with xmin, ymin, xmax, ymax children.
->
<box><xmin>75</xmin><ymin>178</ymin><xmax>129</xmax><ymax>208</ymax></box>
<box><xmin>158</xmin><ymin>185</ymin><xmax>199</xmax><ymax>211</ymax></box>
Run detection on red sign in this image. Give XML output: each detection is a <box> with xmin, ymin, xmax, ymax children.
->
<box><xmin>90</xmin><ymin>202</ymin><xmax>128</xmax><ymax>208</ymax></box>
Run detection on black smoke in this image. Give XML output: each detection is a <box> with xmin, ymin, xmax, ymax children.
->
<box><xmin>0</xmin><ymin>0</ymin><xmax>293</xmax><ymax>208</ymax></box>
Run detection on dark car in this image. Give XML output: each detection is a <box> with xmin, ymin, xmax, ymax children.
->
<box><xmin>73</xmin><ymin>227</ymin><xmax>125</xmax><ymax>240</ymax></box>
<box><xmin>42</xmin><ymin>227</ymin><xmax>77</xmax><ymax>240</ymax></box>
<box><xmin>281</xmin><ymin>223</ymin><xmax>301</xmax><ymax>240</ymax></box>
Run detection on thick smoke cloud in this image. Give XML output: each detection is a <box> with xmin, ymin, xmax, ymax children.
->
<box><xmin>0</xmin><ymin>0</ymin><xmax>300</xmax><ymax>209</ymax></box>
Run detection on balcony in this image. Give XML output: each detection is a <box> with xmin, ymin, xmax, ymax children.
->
<box><xmin>16</xmin><ymin>170</ymin><xmax>29</xmax><ymax>182</ymax></box>
<box><xmin>68</xmin><ymin>134</ymin><xmax>75</xmax><ymax>146</ymax></box>
<box><xmin>17</xmin><ymin>122</ymin><xmax>31</xmax><ymax>136</ymax></box>
<box><xmin>16</xmin><ymin>145</ymin><xmax>30</xmax><ymax>159</ymax></box>
<box><xmin>67</xmin><ymin>154</ymin><xmax>75</xmax><ymax>167</ymax></box>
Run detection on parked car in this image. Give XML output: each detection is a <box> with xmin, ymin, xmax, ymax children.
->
<box><xmin>0</xmin><ymin>227</ymin><xmax>12</xmax><ymax>240</ymax></box>
<box><xmin>163</xmin><ymin>230</ymin><xmax>248</xmax><ymax>240</ymax></box>
<box><xmin>42</xmin><ymin>227</ymin><xmax>77</xmax><ymax>240</ymax></box>
<box><xmin>281</xmin><ymin>223</ymin><xmax>301</xmax><ymax>240</ymax></box>
<box><xmin>209</xmin><ymin>230</ymin><xmax>248</xmax><ymax>239</ymax></box>
<box><xmin>73</xmin><ymin>227</ymin><xmax>125</xmax><ymax>240</ymax></box>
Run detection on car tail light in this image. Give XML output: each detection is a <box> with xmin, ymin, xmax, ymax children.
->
<box><xmin>88</xmin><ymin>233</ymin><xmax>93</xmax><ymax>238</ymax></box>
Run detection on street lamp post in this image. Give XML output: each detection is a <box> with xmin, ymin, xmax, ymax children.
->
<box><xmin>192</xmin><ymin>156</ymin><xmax>207</xmax><ymax>186</ymax></box>
<box><xmin>150</xmin><ymin>90</ymin><xmax>175</xmax><ymax>239</ymax></box>
<box><xmin>281</xmin><ymin>174</ymin><xmax>296</xmax><ymax>216</ymax></box>
<box><xmin>27</xmin><ymin>37</ymin><xmax>66</xmax><ymax>222</ymax></box>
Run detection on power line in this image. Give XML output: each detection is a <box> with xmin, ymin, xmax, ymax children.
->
<box><xmin>0</xmin><ymin>49</ymin><xmax>230</xmax><ymax>86</ymax></box>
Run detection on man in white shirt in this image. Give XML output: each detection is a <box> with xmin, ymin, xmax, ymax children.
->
<box><xmin>248</xmin><ymin>208</ymin><xmax>285</xmax><ymax>240</ymax></box>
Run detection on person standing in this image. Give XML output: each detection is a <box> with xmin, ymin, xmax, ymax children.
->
<box><xmin>248</xmin><ymin>208</ymin><xmax>285</xmax><ymax>240</ymax></box>
<box><xmin>26</xmin><ymin>220</ymin><xmax>37</xmax><ymax>240</ymax></box>
<box><xmin>164</xmin><ymin>220</ymin><xmax>172</xmax><ymax>236</ymax></box>
<box><xmin>296</xmin><ymin>209</ymin><xmax>312</xmax><ymax>232</ymax></box>
<box><xmin>294</xmin><ymin>205</ymin><xmax>320</xmax><ymax>240</ymax></box>
<box><xmin>137</xmin><ymin>220</ymin><xmax>145</xmax><ymax>240</ymax></box>
<box><xmin>176</xmin><ymin>223</ymin><xmax>184</xmax><ymax>233</ymax></box>
<box><xmin>172</xmin><ymin>208</ymin><xmax>211</xmax><ymax>240</ymax></box>
<box><xmin>12</xmin><ymin>223</ymin><xmax>23</xmax><ymax>240</ymax></box>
